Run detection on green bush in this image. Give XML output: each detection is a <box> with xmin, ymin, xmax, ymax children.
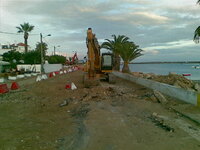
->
<box><xmin>48</xmin><ymin>55</ymin><xmax>66</xmax><ymax>64</ymax></box>
<box><xmin>23</xmin><ymin>50</ymin><xmax>41</xmax><ymax>64</ymax></box>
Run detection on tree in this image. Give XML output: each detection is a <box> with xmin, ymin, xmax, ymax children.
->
<box><xmin>118</xmin><ymin>42</ymin><xmax>143</xmax><ymax>73</ymax></box>
<box><xmin>2</xmin><ymin>50</ymin><xmax>23</xmax><ymax>68</ymax></box>
<box><xmin>48</xmin><ymin>55</ymin><xmax>66</xmax><ymax>64</ymax></box>
<box><xmin>35</xmin><ymin>42</ymin><xmax>48</xmax><ymax>58</ymax></box>
<box><xmin>23</xmin><ymin>50</ymin><xmax>41</xmax><ymax>64</ymax></box>
<box><xmin>101</xmin><ymin>35</ymin><xmax>130</xmax><ymax>71</ymax></box>
<box><xmin>16</xmin><ymin>22</ymin><xmax>34</xmax><ymax>53</ymax></box>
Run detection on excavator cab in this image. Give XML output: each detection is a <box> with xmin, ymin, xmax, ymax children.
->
<box><xmin>101</xmin><ymin>53</ymin><xmax>113</xmax><ymax>72</ymax></box>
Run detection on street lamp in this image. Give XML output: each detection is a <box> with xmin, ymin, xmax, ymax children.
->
<box><xmin>54</xmin><ymin>45</ymin><xmax>60</xmax><ymax>55</ymax></box>
<box><xmin>40</xmin><ymin>33</ymin><xmax>51</xmax><ymax>74</ymax></box>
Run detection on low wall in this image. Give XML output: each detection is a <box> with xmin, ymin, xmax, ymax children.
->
<box><xmin>17</xmin><ymin>64</ymin><xmax>62</xmax><ymax>73</ymax></box>
<box><xmin>113</xmin><ymin>71</ymin><xmax>200</xmax><ymax>106</ymax></box>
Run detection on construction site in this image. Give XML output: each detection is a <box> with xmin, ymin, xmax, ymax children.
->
<box><xmin>0</xmin><ymin>28</ymin><xmax>200</xmax><ymax>150</ymax></box>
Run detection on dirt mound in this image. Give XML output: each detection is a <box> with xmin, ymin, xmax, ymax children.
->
<box><xmin>132</xmin><ymin>72</ymin><xmax>198</xmax><ymax>91</ymax></box>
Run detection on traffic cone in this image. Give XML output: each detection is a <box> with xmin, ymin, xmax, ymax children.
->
<box><xmin>0</xmin><ymin>84</ymin><xmax>9</xmax><ymax>94</ymax></box>
<box><xmin>11</xmin><ymin>82</ymin><xmax>20</xmax><ymax>90</ymax></box>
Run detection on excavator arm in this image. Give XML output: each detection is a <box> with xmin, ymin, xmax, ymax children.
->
<box><xmin>86</xmin><ymin>28</ymin><xmax>100</xmax><ymax>78</ymax></box>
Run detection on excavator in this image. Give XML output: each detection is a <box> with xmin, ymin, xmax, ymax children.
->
<box><xmin>66</xmin><ymin>52</ymin><xmax>78</xmax><ymax>65</ymax></box>
<box><xmin>83</xmin><ymin>28</ymin><xmax>115</xmax><ymax>87</ymax></box>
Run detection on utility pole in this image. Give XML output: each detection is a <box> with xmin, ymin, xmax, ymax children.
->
<box><xmin>40</xmin><ymin>33</ymin><xmax>44</xmax><ymax>74</ymax></box>
<box><xmin>54</xmin><ymin>45</ymin><xmax>60</xmax><ymax>55</ymax></box>
<box><xmin>40</xmin><ymin>33</ymin><xmax>51</xmax><ymax>73</ymax></box>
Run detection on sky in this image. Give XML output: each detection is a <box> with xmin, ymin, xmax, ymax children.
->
<box><xmin>0</xmin><ymin>0</ymin><xmax>200</xmax><ymax>62</ymax></box>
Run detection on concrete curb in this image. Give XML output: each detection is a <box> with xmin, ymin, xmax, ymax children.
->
<box><xmin>113</xmin><ymin>71</ymin><xmax>200</xmax><ymax>106</ymax></box>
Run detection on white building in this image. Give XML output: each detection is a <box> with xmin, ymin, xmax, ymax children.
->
<box><xmin>0</xmin><ymin>43</ymin><xmax>32</xmax><ymax>58</ymax></box>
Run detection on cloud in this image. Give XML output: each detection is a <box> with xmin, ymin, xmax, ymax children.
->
<box><xmin>132</xmin><ymin>12</ymin><xmax>171</xmax><ymax>24</ymax></box>
<box><xmin>143</xmin><ymin>49</ymin><xmax>159</xmax><ymax>55</ymax></box>
<box><xmin>144</xmin><ymin>39</ymin><xmax>196</xmax><ymax>50</ymax></box>
<box><xmin>0</xmin><ymin>0</ymin><xmax>200</xmax><ymax>61</ymax></box>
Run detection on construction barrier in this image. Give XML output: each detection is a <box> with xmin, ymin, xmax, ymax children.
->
<box><xmin>0</xmin><ymin>84</ymin><xmax>9</xmax><ymax>94</ymax></box>
<box><xmin>11</xmin><ymin>82</ymin><xmax>20</xmax><ymax>90</ymax></box>
<box><xmin>49</xmin><ymin>72</ymin><xmax>53</xmax><ymax>78</ymax></box>
<box><xmin>55</xmin><ymin>71</ymin><xmax>59</xmax><ymax>75</ymax></box>
<box><xmin>41</xmin><ymin>74</ymin><xmax>48</xmax><ymax>80</ymax></box>
<box><xmin>36</xmin><ymin>75</ymin><xmax>42</xmax><ymax>82</ymax></box>
<box><xmin>71</xmin><ymin>82</ymin><xmax>77</xmax><ymax>90</ymax></box>
<box><xmin>65</xmin><ymin>84</ymin><xmax>71</xmax><ymax>89</ymax></box>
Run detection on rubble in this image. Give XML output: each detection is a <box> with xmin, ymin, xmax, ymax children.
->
<box><xmin>149</xmin><ymin>113</ymin><xmax>174</xmax><ymax>132</ymax></box>
<box><xmin>132</xmin><ymin>72</ymin><xmax>199</xmax><ymax>92</ymax></box>
<box><xmin>153</xmin><ymin>90</ymin><xmax>168</xmax><ymax>104</ymax></box>
<box><xmin>59</xmin><ymin>98</ymin><xmax>73</xmax><ymax>107</ymax></box>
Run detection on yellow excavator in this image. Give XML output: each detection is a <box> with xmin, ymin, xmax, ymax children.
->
<box><xmin>83</xmin><ymin>28</ymin><xmax>115</xmax><ymax>87</ymax></box>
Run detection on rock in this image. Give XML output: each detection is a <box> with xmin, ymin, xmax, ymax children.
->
<box><xmin>145</xmin><ymin>74</ymin><xmax>152</xmax><ymax>79</ymax></box>
<box><xmin>153</xmin><ymin>90</ymin><xmax>168</xmax><ymax>104</ymax></box>
<box><xmin>173</xmin><ymin>81</ymin><xmax>181</xmax><ymax>88</ymax></box>
<box><xmin>169</xmin><ymin>72</ymin><xmax>177</xmax><ymax>75</ymax></box>
<box><xmin>59</xmin><ymin>98</ymin><xmax>73</xmax><ymax>107</ymax></box>
<box><xmin>149</xmin><ymin>95</ymin><xmax>159</xmax><ymax>103</ymax></box>
<box><xmin>152</xmin><ymin>112</ymin><xmax>158</xmax><ymax>117</ymax></box>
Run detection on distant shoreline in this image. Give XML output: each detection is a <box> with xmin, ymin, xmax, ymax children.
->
<box><xmin>130</xmin><ymin>61</ymin><xmax>200</xmax><ymax>64</ymax></box>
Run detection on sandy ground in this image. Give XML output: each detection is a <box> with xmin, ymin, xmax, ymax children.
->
<box><xmin>0</xmin><ymin>70</ymin><xmax>200</xmax><ymax>150</ymax></box>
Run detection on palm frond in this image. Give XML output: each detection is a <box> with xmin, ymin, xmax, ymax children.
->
<box><xmin>194</xmin><ymin>26</ymin><xmax>200</xmax><ymax>43</ymax></box>
<box><xmin>119</xmin><ymin>42</ymin><xmax>143</xmax><ymax>62</ymax></box>
<box><xmin>17</xmin><ymin>22</ymin><xmax>34</xmax><ymax>33</ymax></box>
<box><xmin>16</xmin><ymin>27</ymin><xmax>23</xmax><ymax>33</ymax></box>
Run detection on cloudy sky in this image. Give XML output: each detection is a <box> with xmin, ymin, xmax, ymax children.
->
<box><xmin>0</xmin><ymin>0</ymin><xmax>200</xmax><ymax>62</ymax></box>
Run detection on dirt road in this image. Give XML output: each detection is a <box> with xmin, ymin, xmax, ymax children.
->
<box><xmin>0</xmin><ymin>70</ymin><xmax>200</xmax><ymax>150</ymax></box>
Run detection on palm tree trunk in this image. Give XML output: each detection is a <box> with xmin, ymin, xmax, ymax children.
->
<box><xmin>122</xmin><ymin>61</ymin><xmax>130</xmax><ymax>73</ymax></box>
<box><xmin>113</xmin><ymin>53</ymin><xmax>120</xmax><ymax>71</ymax></box>
<box><xmin>24</xmin><ymin>33</ymin><xmax>28</xmax><ymax>53</ymax></box>
<box><xmin>24</xmin><ymin>38</ymin><xmax>28</xmax><ymax>53</ymax></box>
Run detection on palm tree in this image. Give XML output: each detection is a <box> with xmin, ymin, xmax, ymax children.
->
<box><xmin>194</xmin><ymin>26</ymin><xmax>200</xmax><ymax>43</ymax></box>
<box><xmin>16</xmin><ymin>22</ymin><xmax>34</xmax><ymax>53</ymax></box>
<box><xmin>194</xmin><ymin>1</ymin><xmax>200</xmax><ymax>43</ymax></box>
<box><xmin>119</xmin><ymin>42</ymin><xmax>143</xmax><ymax>73</ymax></box>
<box><xmin>101</xmin><ymin>35</ymin><xmax>129</xmax><ymax>71</ymax></box>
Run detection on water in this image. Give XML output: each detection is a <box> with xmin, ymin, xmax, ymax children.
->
<box><xmin>127</xmin><ymin>63</ymin><xmax>200</xmax><ymax>80</ymax></box>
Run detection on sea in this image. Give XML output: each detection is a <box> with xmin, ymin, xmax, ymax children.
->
<box><xmin>127</xmin><ymin>63</ymin><xmax>200</xmax><ymax>81</ymax></box>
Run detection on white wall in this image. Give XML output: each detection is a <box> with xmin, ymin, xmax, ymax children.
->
<box><xmin>17</xmin><ymin>64</ymin><xmax>41</xmax><ymax>72</ymax></box>
<box><xmin>17</xmin><ymin>64</ymin><xmax>63</xmax><ymax>73</ymax></box>
<box><xmin>44</xmin><ymin>64</ymin><xmax>62</xmax><ymax>73</ymax></box>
